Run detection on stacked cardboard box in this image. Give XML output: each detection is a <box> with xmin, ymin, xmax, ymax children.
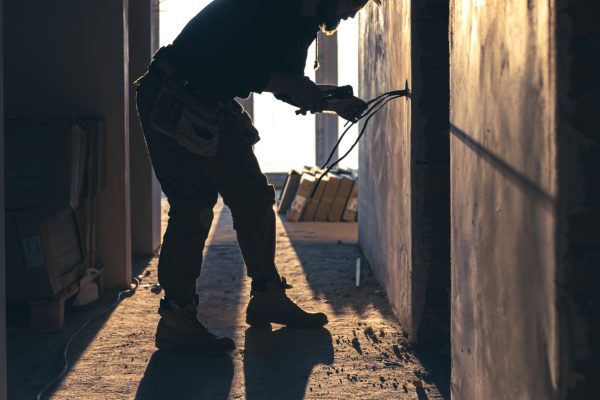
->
<box><xmin>301</xmin><ymin>174</ymin><xmax>328</xmax><ymax>221</ymax></box>
<box><xmin>342</xmin><ymin>178</ymin><xmax>359</xmax><ymax>222</ymax></box>
<box><xmin>277</xmin><ymin>169</ymin><xmax>302</xmax><ymax>214</ymax></box>
<box><xmin>286</xmin><ymin>174</ymin><xmax>316</xmax><ymax>222</ymax></box>
<box><xmin>5</xmin><ymin>118</ymin><xmax>104</xmax><ymax>314</ymax></box>
<box><xmin>277</xmin><ymin>167</ymin><xmax>358</xmax><ymax>223</ymax></box>
<box><xmin>5</xmin><ymin>209</ymin><xmax>85</xmax><ymax>302</ymax></box>
<box><xmin>5</xmin><ymin>119</ymin><xmax>87</xmax><ymax>210</ymax></box>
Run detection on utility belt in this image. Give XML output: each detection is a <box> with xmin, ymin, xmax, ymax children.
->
<box><xmin>146</xmin><ymin>47</ymin><xmax>259</xmax><ymax>157</ymax></box>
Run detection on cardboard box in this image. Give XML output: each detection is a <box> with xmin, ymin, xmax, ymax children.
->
<box><xmin>301</xmin><ymin>175</ymin><xmax>329</xmax><ymax>221</ymax></box>
<box><xmin>277</xmin><ymin>169</ymin><xmax>302</xmax><ymax>214</ymax></box>
<box><xmin>5</xmin><ymin>119</ymin><xmax>87</xmax><ymax>211</ymax></box>
<box><xmin>342</xmin><ymin>178</ymin><xmax>359</xmax><ymax>222</ymax></box>
<box><xmin>328</xmin><ymin>176</ymin><xmax>354</xmax><ymax>222</ymax></box>
<box><xmin>315</xmin><ymin>174</ymin><xmax>341</xmax><ymax>221</ymax></box>
<box><xmin>286</xmin><ymin>174</ymin><xmax>316</xmax><ymax>222</ymax></box>
<box><xmin>6</xmin><ymin>208</ymin><xmax>86</xmax><ymax>301</ymax></box>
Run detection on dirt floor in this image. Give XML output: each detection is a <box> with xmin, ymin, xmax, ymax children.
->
<box><xmin>8</xmin><ymin>199</ymin><xmax>449</xmax><ymax>399</ymax></box>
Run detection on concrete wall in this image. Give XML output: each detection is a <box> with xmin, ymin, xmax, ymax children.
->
<box><xmin>450</xmin><ymin>1</ymin><xmax>558</xmax><ymax>398</ymax></box>
<box><xmin>359</xmin><ymin>0</ymin><xmax>450</xmax><ymax>343</ymax></box>
<box><xmin>130</xmin><ymin>0</ymin><xmax>161</xmax><ymax>255</ymax></box>
<box><xmin>4</xmin><ymin>0</ymin><xmax>132</xmax><ymax>288</ymax></box>
<box><xmin>359</xmin><ymin>0</ymin><xmax>414</xmax><ymax>337</ymax></box>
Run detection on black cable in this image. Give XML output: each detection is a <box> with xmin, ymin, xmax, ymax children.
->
<box><xmin>310</xmin><ymin>89</ymin><xmax>409</xmax><ymax>197</ymax></box>
<box><xmin>320</xmin><ymin>113</ymin><xmax>360</xmax><ymax>171</ymax></box>
<box><xmin>320</xmin><ymin>92</ymin><xmax>397</xmax><ymax>171</ymax></box>
<box><xmin>326</xmin><ymin>89</ymin><xmax>408</xmax><ymax>168</ymax></box>
<box><xmin>324</xmin><ymin>92</ymin><xmax>406</xmax><ymax>173</ymax></box>
<box><xmin>328</xmin><ymin>94</ymin><xmax>404</xmax><ymax>170</ymax></box>
<box><xmin>317</xmin><ymin>94</ymin><xmax>403</xmax><ymax>181</ymax></box>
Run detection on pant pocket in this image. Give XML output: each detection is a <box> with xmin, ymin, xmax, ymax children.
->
<box><xmin>176</xmin><ymin>107</ymin><xmax>219</xmax><ymax>157</ymax></box>
<box><xmin>219</xmin><ymin>106</ymin><xmax>260</xmax><ymax>146</ymax></box>
<box><xmin>151</xmin><ymin>82</ymin><xmax>221</xmax><ymax>157</ymax></box>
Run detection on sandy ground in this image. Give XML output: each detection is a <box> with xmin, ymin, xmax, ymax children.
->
<box><xmin>9</xmin><ymin>199</ymin><xmax>449</xmax><ymax>399</ymax></box>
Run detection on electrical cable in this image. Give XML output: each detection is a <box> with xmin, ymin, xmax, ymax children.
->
<box><xmin>320</xmin><ymin>89</ymin><xmax>408</xmax><ymax>173</ymax></box>
<box><xmin>35</xmin><ymin>277</ymin><xmax>140</xmax><ymax>400</ymax></box>
<box><xmin>310</xmin><ymin>88</ymin><xmax>410</xmax><ymax>197</ymax></box>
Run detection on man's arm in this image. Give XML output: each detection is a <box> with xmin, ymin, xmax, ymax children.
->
<box><xmin>263</xmin><ymin>72</ymin><xmax>367</xmax><ymax>120</ymax></box>
<box><xmin>262</xmin><ymin>71</ymin><xmax>327</xmax><ymax>113</ymax></box>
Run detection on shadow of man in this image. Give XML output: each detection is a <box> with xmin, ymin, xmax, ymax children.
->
<box><xmin>135</xmin><ymin>350</ymin><xmax>234</xmax><ymax>400</ymax></box>
<box><xmin>244</xmin><ymin>326</ymin><xmax>334</xmax><ymax>400</ymax></box>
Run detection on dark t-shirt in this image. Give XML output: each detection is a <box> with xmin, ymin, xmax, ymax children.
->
<box><xmin>165</xmin><ymin>0</ymin><xmax>321</xmax><ymax>101</ymax></box>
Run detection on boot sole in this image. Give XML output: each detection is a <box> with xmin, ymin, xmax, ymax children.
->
<box><xmin>155</xmin><ymin>337</ymin><xmax>235</xmax><ymax>356</ymax></box>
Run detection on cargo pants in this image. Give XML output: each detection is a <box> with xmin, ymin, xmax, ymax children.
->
<box><xmin>136</xmin><ymin>71</ymin><xmax>281</xmax><ymax>305</ymax></box>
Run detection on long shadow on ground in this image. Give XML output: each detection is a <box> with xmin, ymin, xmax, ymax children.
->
<box><xmin>135</xmin><ymin>351</ymin><xmax>234</xmax><ymax>400</ymax></box>
<box><xmin>7</xmin><ymin>255</ymin><xmax>152</xmax><ymax>400</ymax></box>
<box><xmin>244</xmin><ymin>326</ymin><xmax>333</xmax><ymax>400</ymax></box>
<box><xmin>279</xmin><ymin>220</ymin><xmax>451</xmax><ymax>399</ymax></box>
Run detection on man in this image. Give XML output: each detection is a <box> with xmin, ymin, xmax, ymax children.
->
<box><xmin>135</xmin><ymin>0</ymin><xmax>375</xmax><ymax>354</ymax></box>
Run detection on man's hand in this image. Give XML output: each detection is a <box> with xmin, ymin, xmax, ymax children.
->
<box><xmin>264</xmin><ymin>71</ymin><xmax>327</xmax><ymax>113</ymax></box>
<box><xmin>326</xmin><ymin>96</ymin><xmax>368</xmax><ymax>122</ymax></box>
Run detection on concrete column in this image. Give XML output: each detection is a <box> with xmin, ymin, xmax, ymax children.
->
<box><xmin>556</xmin><ymin>1</ymin><xmax>600</xmax><ymax>397</ymax></box>
<box><xmin>4</xmin><ymin>0</ymin><xmax>132</xmax><ymax>289</ymax></box>
<box><xmin>0</xmin><ymin>0</ymin><xmax>7</xmax><ymax>395</ymax></box>
<box><xmin>315</xmin><ymin>31</ymin><xmax>338</xmax><ymax>166</ymax></box>
<box><xmin>130</xmin><ymin>0</ymin><xmax>161</xmax><ymax>256</ymax></box>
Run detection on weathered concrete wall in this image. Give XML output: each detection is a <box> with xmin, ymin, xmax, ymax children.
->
<box><xmin>359</xmin><ymin>0</ymin><xmax>450</xmax><ymax>343</ymax></box>
<box><xmin>129</xmin><ymin>0</ymin><xmax>161</xmax><ymax>255</ymax></box>
<box><xmin>4</xmin><ymin>0</ymin><xmax>132</xmax><ymax>288</ymax></box>
<box><xmin>359</xmin><ymin>0</ymin><xmax>414</xmax><ymax>337</ymax></box>
<box><xmin>450</xmin><ymin>1</ymin><xmax>558</xmax><ymax>398</ymax></box>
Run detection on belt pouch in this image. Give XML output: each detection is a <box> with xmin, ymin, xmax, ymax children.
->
<box><xmin>150</xmin><ymin>80</ymin><xmax>220</xmax><ymax>157</ymax></box>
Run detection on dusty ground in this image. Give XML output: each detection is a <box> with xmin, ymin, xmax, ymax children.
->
<box><xmin>9</xmin><ymin>199</ymin><xmax>449</xmax><ymax>399</ymax></box>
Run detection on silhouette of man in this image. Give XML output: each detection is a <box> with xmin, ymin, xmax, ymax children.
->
<box><xmin>135</xmin><ymin>0</ymin><xmax>377</xmax><ymax>353</ymax></box>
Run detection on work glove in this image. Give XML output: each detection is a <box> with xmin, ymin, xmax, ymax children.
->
<box><xmin>326</xmin><ymin>96</ymin><xmax>367</xmax><ymax>122</ymax></box>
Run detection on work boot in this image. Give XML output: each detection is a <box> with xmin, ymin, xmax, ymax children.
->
<box><xmin>246</xmin><ymin>278</ymin><xmax>328</xmax><ymax>328</ymax></box>
<box><xmin>155</xmin><ymin>298</ymin><xmax>235</xmax><ymax>354</ymax></box>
